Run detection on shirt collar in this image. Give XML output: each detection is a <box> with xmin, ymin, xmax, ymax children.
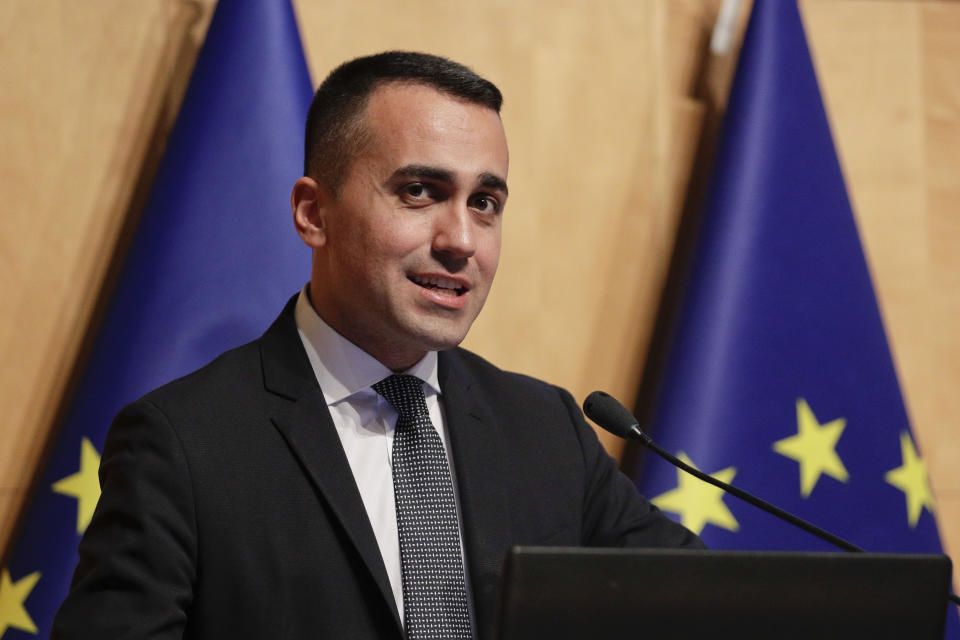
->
<box><xmin>294</xmin><ymin>286</ymin><xmax>441</xmax><ymax>405</ymax></box>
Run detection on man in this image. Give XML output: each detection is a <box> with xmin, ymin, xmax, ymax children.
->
<box><xmin>53</xmin><ymin>52</ymin><xmax>701</xmax><ymax>640</ymax></box>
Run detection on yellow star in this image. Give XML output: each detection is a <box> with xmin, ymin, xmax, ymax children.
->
<box><xmin>0</xmin><ymin>568</ymin><xmax>40</xmax><ymax>636</ymax></box>
<box><xmin>651</xmin><ymin>452</ymin><xmax>738</xmax><ymax>535</ymax></box>
<box><xmin>884</xmin><ymin>431</ymin><xmax>935</xmax><ymax>528</ymax></box>
<box><xmin>52</xmin><ymin>437</ymin><xmax>101</xmax><ymax>534</ymax></box>
<box><xmin>773</xmin><ymin>398</ymin><xmax>849</xmax><ymax>497</ymax></box>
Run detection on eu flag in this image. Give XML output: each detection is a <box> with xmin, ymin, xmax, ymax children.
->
<box><xmin>0</xmin><ymin>1</ymin><xmax>312</xmax><ymax>637</ymax></box>
<box><xmin>635</xmin><ymin>0</ymin><xmax>955</xmax><ymax>630</ymax></box>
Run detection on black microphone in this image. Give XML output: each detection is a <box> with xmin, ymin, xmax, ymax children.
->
<box><xmin>583</xmin><ymin>390</ymin><xmax>865</xmax><ymax>552</ymax></box>
<box><xmin>584</xmin><ymin>390</ymin><xmax>960</xmax><ymax>608</ymax></box>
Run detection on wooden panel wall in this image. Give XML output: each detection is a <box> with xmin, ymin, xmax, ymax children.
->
<box><xmin>1</xmin><ymin>0</ymin><xmax>958</xmax><ymax>584</ymax></box>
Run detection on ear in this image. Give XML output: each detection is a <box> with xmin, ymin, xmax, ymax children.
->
<box><xmin>291</xmin><ymin>176</ymin><xmax>330</xmax><ymax>248</ymax></box>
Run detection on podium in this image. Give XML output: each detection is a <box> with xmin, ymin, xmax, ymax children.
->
<box><xmin>494</xmin><ymin>547</ymin><xmax>952</xmax><ymax>639</ymax></box>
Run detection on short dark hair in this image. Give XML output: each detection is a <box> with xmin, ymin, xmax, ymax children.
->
<box><xmin>303</xmin><ymin>51</ymin><xmax>503</xmax><ymax>192</ymax></box>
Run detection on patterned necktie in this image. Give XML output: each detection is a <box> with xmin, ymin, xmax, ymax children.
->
<box><xmin>373</xmin><ymin>374</ymin><xmax>473</xmax><ymax>639</ymax></box>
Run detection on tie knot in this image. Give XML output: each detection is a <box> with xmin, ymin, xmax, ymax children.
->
<box><xmin>373</xmin><ymin>374</ymin><xmax>429</xmax><ymax>419</ymax></box>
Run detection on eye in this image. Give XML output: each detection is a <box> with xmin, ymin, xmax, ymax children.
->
<box><xmin>400</xmin><ymin>182</ymin><xmax>435</xmax><ymax>203</ymax></box>
<box><xmin>405</xmin><ymin>183</ymin><xmax>427</xmax><ymax>198</ymax></box>
<box><xmin>469</xmin><ymin>194</ymin><xmax>501</xmax><ymax>215</ymax></box>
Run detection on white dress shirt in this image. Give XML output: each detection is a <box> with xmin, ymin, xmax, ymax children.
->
<box><xmin>293</xmin><ymin>287</ymin><xmax>471</xmax><ymax>623</ymax></box>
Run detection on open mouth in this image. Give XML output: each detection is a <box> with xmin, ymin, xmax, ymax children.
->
<box><xmin>408</xmin><ymin>274</ymin><xmax>467</xmax><ymax>297</ymax></box>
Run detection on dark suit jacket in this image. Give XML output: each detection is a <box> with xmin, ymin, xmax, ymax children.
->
<box><xmin>53</xmin><ymin>297</ymin><xmax>702</xmax><ymax>639</ymax></box>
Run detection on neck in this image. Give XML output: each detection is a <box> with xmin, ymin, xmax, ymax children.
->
<box><xmin>305</xmin><ymin>283</ymin><xmax>428</xmax><ymax>373</ymax></box>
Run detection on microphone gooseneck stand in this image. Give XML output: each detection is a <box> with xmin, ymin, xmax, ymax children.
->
<box><xmin>582</xmin><ymin>390</ymin><xmax>960</xmax><ymax>608</ymax></box>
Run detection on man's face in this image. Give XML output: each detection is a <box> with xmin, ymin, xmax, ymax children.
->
<box><xmin>307</xmin><ymin>82</ymin><xmax>509</xmax><ymax>370</ymax></box>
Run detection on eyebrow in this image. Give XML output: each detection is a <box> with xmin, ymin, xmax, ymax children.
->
<box><xmin>392</xmin><ymin>164</ymin><xmax>454</xmax><ymax>184</ymax></box>
<box><xmin>478</xmin><ymin>172</ymin><xmax>509</xmax><ymax>196</ymax></box>
<box><xmin>390</xmin><ymin>164</ymin><xmax>508</xmax><ymax>196</ymax></box>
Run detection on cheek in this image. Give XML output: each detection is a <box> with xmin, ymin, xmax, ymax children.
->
<box><xmin>345</xmin><ymin>229</ymin><xmax>421</xmax><ymax>286</ymax></box>
<box><xmin>477</xmin><ymin>231</ymin><xmax>502</xmax><ymax>278</ymax></box>
<box><xmin>335</xmin><ymin>214</ymin><xmax>398</xmax><ymax>262</ymax></box>
<box><xmin>379</xmin><ymin>219</ymin><xmax>433</xmax><ymax>259</ymax></box>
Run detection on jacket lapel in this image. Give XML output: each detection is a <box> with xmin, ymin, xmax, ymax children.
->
<box><xmin>259</xmin><ymin>297</ymin><xmax>402</xmax><ymax>630</ymax></box>
<box><xmin>440</xmin><ymin>350</ymin><xmax>512</xmax><ymax>639</ymax></box>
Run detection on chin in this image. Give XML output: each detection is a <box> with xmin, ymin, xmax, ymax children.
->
<box><xmin>407</xmin><ymin>320</ymin><xmax>471</xmax><ymax>353</ymax></box>
<box><xmin>419</xmin><ymin>331</ymin><xmax>468</xmax><ymax>353</ymax></box>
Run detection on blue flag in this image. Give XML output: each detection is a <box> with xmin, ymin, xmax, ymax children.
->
<box><xmin>0</xmin><ymin>1</ymin><xmax>312</xmax><ymax>636</ymax></box>
<box><xmin>635</xmin><ymin>0</ymin><xmax>956</xmax><ymax>631</ymax></box>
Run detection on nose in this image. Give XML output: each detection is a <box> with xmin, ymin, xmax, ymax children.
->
<box><xmin>431</xmin><ymin>201</ymin><xmax>477</xmax><ymax>263</ymax></box>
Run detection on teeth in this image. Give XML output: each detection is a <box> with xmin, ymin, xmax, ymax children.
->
<box><xmin>410</xmin><ymin>274</ymin><xmax>464</xmax><ymax>292</ymax></box>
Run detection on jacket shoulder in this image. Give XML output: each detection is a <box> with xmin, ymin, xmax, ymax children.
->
<box><xmin>149</xmin><ymin>338</ymin><xmax>260</xmax><ymax>391</ymax></box>
<box><xmin>442</xmin><ymin>346</ymin><xmax>572</xmax><ymax>407</ymax></box>
<box><xmin>135</xmin><ymin>338</ymin><xmax>265</xmax><ymax>417</ymax></box>
<box><xmin>444</xmin><ymin>346</ymin><xmax>550</xmax><ymax>386</ymax></box>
